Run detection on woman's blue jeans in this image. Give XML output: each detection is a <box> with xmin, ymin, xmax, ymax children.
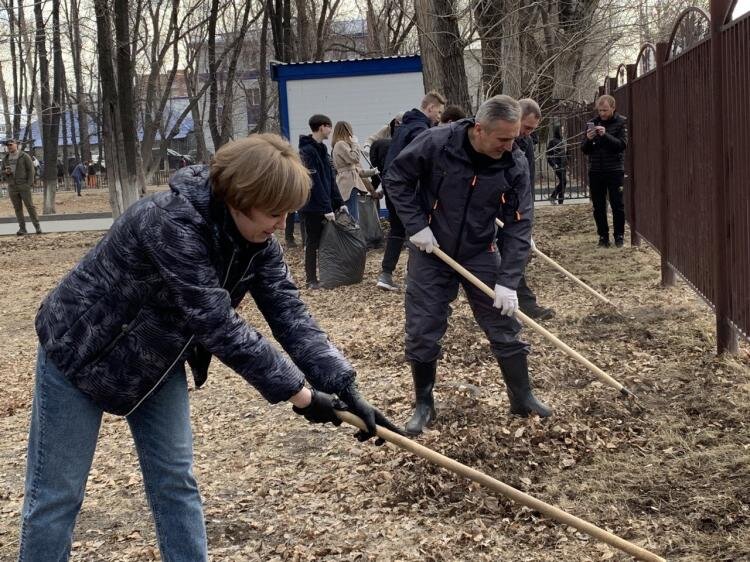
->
<box><xmin>18</xmin><ymin>347</ymin><xmax>207</xmax><ymax>561</ymax></box>
<box><xmin>345</xmin><ymin>190</ymin><xmax>361</xmax><ymax>222</ymax></box>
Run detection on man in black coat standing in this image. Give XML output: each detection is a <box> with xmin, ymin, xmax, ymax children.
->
<box><xmin>375</xmin><ymin>91</ymin><xmax>446</xmax><ymax>291</ymax></box>
<box><xmin>385</xmin><ymin>95</ymin><xmax>551</xmax><ymax>436</ymax></box>
<box><xmin>581</xmin><ymin>94</ymin><xmax>628</xmax><ymax>247</ymax></box>
<box><xmin>298</xmin><ymin>114</ymin><xmax>347</xmax><ymax>289</ymax></box>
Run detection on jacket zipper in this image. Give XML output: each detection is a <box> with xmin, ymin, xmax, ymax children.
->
<box><xmin>126</xmin><ymin>248</ymin><xmax>249</xmax><ymax>417</ymax></box>
<box><xmin>452</xmin><ymin>174</ymin><xmax>478</xmax><ymax>258</ymax></box>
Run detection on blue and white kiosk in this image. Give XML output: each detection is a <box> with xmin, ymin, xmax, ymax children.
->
<box><xmin>270</xmin><ymin>55</ymin><xmax>423</xmax><ymax>146</ymax></box>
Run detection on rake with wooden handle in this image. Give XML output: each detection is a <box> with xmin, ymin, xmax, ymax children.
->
<box><xmin>337</xmin><ymin>410</ymin><xmax>665</xmax><ymax>562</ymax></box>
<box><xmin>432</xmin><ymin>246</ymin><xmax>637</xmax><ymax>401</ymax></box>
<box><xmin>495</xmin><ymin>218</ymin><xmax>614</xmax><ymax>307</ymax></box>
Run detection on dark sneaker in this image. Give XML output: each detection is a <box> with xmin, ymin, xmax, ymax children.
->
<box><xmin>376</xmin><ymin>271</ymin><xmax>400</xmax><ymax>291</ymax></box>
<box><xmin>285</xmin><ymin>237</ymin><xmax>297</xmax><ymax>248</ymax></box>
<box><xmin>614</xmin><ymin>236</ymin><xmax>624</xmax><ymax>248</ymax></box>
<box><xmin>16</xmin><ymin>229</ymin><xmax>27</xmax><ymax>236</ymax></box>
<box><xmin>35</xmin><ymin>226</ymin><xmax>42</xmax><ymax>235</ymax></box>
<box><xmin>598</xmin><ymin>236</ymin><xmax>610</xmax><ymax>248</ymax></box>
<box><xmin>557</xmin><ymin>199</ymin><xmax>564</xmax><ymax>205</ymax></box>
<box><xmin>306</xmin><ymin>281</ymin><xmax>322</xmax><ymax>290</ymax></box>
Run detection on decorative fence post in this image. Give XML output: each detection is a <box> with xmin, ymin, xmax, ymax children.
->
<box><xmin>625</xmin><ymin>64</ymin><xmax>639</xmax><ymax>247</ymax></box>
<box><xmin>656</xmin><ymin>42</ymin><xmax>675</xmax><ymax>287</ymax></box>
<box><xmin>710</xmin><ymin>0</ymin><xmax>738</xmax><ymax>353</ymax></box>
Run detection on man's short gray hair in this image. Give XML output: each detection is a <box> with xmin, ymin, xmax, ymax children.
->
<box><xmin>476</xmin><ymin>95</ymin><xmax>521</xmax><ymax>126</ymax></box>
<box><xmin>518</xmin><ymin>98</ymin><xmax>541</xmax><ymax>119</ymax></box>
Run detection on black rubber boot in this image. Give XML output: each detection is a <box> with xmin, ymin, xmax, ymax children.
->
<box><xmin>498</xmin><ymin>354</ymin><xmax>552</xmax><ymax>418</ymax></box>
<box><xmin>404</xmin><ymin>361</ymin><xmax>437</xmax><ymax>436</ymax></box>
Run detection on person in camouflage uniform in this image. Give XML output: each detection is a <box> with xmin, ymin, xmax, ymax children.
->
<box><xmin>2</xmin><ymin>139</ymin><xmax>41</xmax><ymax>235</ymax></box>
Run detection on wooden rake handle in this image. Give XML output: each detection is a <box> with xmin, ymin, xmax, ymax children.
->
<box><xmin>336</xmin><ymin>411</ymin><xmax>665</xmax><ymax>562</ymax></box>
<box><xmin>432</xmin><ymin>247</ymin><xmax>636</xmax><ymax>399</ymax></box>
<box><xmin>495</xmin><ymin>218</ymin><xmax>614</xmax><ymax>307</ymax></box>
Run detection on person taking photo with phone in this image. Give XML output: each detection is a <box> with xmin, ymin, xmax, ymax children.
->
<box><xmin>581</xmin><ymin>94</ymin><xmax>628</xmax><ymax>248</ymax></box>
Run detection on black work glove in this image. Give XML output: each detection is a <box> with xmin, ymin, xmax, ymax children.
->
<box><xmin>292</xmin><ymin>388</ymin><xmax>344</xmax><ymax>426</ymax></box>
<box><xmin>337</xmin><ymin>384</ymin><xmax>405</xmax><ymax>443</ymax></box>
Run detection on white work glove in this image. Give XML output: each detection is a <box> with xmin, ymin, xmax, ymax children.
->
<box><xmin>493</xmin><ymin>284</ymin><xmax>518</xmax><ymax>316</ymax></box>
<box><xmin>324</xmin><ymin>212</ymin><xmax>335</xmax><ymax>221</ymax></box>
<box><xmin>409</xmin><ymin>226</ymin><xmax>439</xmax><ymax>253</ymax></box>
<box><xmin>339</xmin><ymin>205</ymin><xmax>349</xmax><ymax>214</ymax></box>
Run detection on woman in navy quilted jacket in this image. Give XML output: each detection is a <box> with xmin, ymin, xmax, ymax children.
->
<box><xmin>19</xmin><ymin>134</ymin><xmax>400</xmax><ymax>561</ymax></box>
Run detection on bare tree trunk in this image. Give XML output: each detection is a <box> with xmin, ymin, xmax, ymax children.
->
<box><xmin>34</xmin><ymin>0</ymin><xmax>62</xmax><ymax>214</ymax></box>
<box><xmin>185</xmin><ymin>43</ymin><xmax>209</xmax><ymax>160</ymax></box>
<box><xmin>114</xmin><ymin>0</ymin><xmax>140</xmax><ymax>201</ymax></box>
<box><xmin>208</xmin><ymin>2</ymin><xmax>255</xmax><ymax>149</ymax></box>
<box><xmin>295</xmin><ymin>0</ymin><xmax>313</xmax><ymax>60</ymax></box>
<box><xmin>414</xmin><ymin>0</ymin><xmax>471</xmax><ymax>110</ymax></box>
<box><xmin>66</xmin><ymin>88</ymin><xmax>80</xmax><ymax>162</ymax></box>
<box><xmin>8</xmin><ymin>0</ymin><xmax>23</xmax><ymax>137</ymax></box>
<box><xmin>94</xmin><ymin>0</ymin><xmax>132</xmax><ymax>217</ymax></box>
<box><xmin>0</xmin><ymin>60</ymin><xmax>12</xmax><ymax>135</ymax></box>
<box><xmin>256</xmin><ymin>8</ymin><xmax>270</xmax><ymax>133</ymax></box>
<box><xmin>68</xmin><ymin>0</ymin><xmax>92</xmax><ymax>162</ymax></box>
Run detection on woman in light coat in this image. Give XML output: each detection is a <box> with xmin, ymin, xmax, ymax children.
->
<box><xmin>331</xmin><ymin>121</ymin><xmax>378</xmax><ymax>221</ymax></box>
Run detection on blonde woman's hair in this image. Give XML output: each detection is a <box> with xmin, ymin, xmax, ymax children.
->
<box><xmin>332</xmin><ymin>121</ymin><xmax>354</xmax><ymax>147</ymax></box>
<box><xmin>210</xmin><ymin>134</ymin><xmax>311</xmax><ymax>214</ymax></box>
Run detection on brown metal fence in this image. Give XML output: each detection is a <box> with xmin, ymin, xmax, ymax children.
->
<box><xmin>628</xmin><ymin>71</ymin><xmax>662</xmax><ymax>249</ymax></box>
<box><xmin>0</xmin><ymin>169</ymin><xmax>173</xmax><ymax>198</ymax></box>
<box><xmin>590</xmin><ymin>1</ymin><xmax>749</xmax><ymax>351</ymax></box>
<box><xmin>664</xmin><ymin>40</ymin><xmax>716</xmax><ymax>305</ymax></box>
<box><xmin>723</xmin><ymin>13</ymin><xmax>750</xmax><ymax>348</ymax></box>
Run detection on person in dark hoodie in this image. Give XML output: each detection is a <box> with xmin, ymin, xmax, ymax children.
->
<box><xmin>385</xmin><ymin>95</ymin><xmax>551</xmax><ymax>436</ymax></box>
<box><xmin>298</xmin><ymin>114</ymin><xmax>347</xmax><ymax>289</ymax></box>
<box><xmin>19</xmin><ymin>134</ymin><xmax>401</xmax><ymax>561</ymax></box>
<box><xmin>376</xmin><ymin>91</ymin><xmax>446</xmax><ymax>291</ymax></box>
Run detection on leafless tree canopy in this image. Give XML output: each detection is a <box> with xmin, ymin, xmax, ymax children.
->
<box><xmin>0</xmin><ymin>0</ymin><xmax>671</xmax><ymax>213</ymax></box>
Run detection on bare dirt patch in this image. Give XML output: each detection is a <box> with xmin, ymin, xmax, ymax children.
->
<box><xmin>0</xmin><ymin>204</ymin><xmax>747</xmax><ymax>561</ymax></box>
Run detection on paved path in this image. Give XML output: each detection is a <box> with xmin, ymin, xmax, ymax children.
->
<box><xmin>0</xmin><ymin>198</ymin><xmax>588</xmax><ymax>238</ymax></box>
<box><xmin>0</xmin><ymin>216</ymin><xmax>113</xmax><ymax>237</ymax></box>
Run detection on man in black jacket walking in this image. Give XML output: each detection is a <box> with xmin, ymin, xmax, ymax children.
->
<box><xmin>376</xmin><ymin>91</ymin><xmax>446</xmax><ymax>291</ymax></box>
<box><xmin>298</xmin><ymin>114</ymin><xmax>347</xmax><ymax>288</ymax></box>
<box><xmin>385</xmin><ymin>95</ymin><xmax>551</xmax><ymax>436</ymax></box>
<box><xmin>581</xmin><ymin>95</ymin><xmax>628</xmax><ymax>247</ymax></box>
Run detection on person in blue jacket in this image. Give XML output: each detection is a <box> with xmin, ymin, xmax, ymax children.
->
<box><xmin>298</xmin><ymin>114</ymin><xmax>347</xmax><ymax>289</ymax></box>
<box><xmin>19</xmin><ymin>133</ymin><xmax>400</xmax><ymax>561</ymax></box>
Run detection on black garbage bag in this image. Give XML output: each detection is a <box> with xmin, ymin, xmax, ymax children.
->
<box><xmin>357</xmin><ymin>194</ymin><xmax>384</xmax><ymax>249</ymax></box>
<box><xmin>319</xmin><ymin>211</ymin><xmax>367</xmax><ymax>289</ymax></box>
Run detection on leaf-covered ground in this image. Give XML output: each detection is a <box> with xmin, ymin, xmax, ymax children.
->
<box><xmin>0</xmin><ymin>204</ymin><xmax>748</xmax><ymax>561</ymax></box>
